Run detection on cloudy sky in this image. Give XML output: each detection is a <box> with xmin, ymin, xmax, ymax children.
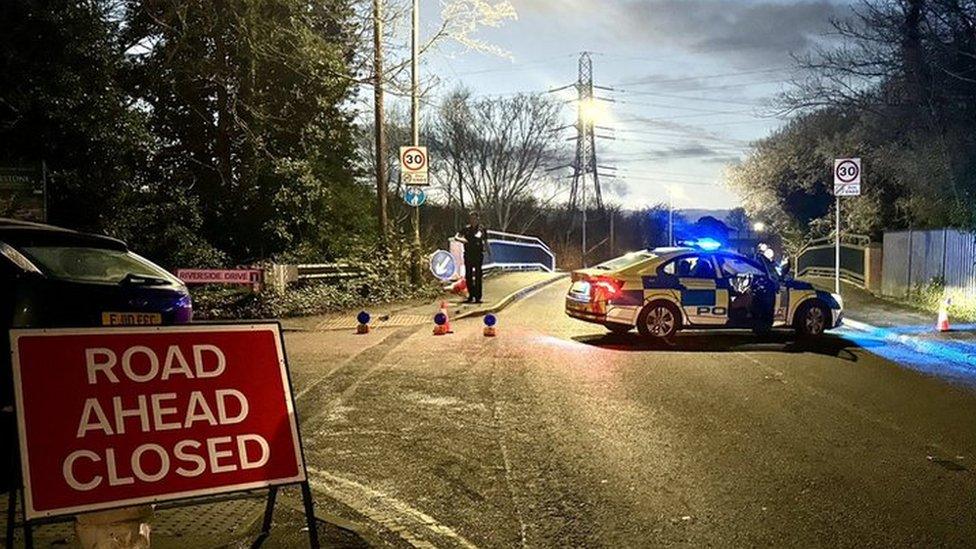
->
<box><xmin>417</xmin><ymin>0</ymin><xmax>851</xmax><ymax>210</ymax></box>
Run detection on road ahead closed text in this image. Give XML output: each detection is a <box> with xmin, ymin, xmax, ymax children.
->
<box><xmin>11</xmin><ymin>324</ymin><xmax>305</xmax><ymax>519</ymax></box>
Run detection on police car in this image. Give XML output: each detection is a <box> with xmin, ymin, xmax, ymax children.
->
<box><xmin>565</xmin><ymin>242</ymin><xmax>843</xmax><ymax>340</ymax></box>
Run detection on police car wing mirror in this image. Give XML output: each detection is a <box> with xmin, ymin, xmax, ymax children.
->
<box><xmin>779</xmin><ymin>261</ymin><xmax>793</xmax><ymax>280</ymax></box>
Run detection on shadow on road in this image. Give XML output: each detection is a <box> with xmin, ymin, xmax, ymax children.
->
<box><xmin>572</xmin><ymin>330</ymin><xmax>874</xmax><ymax>361</ymax></box>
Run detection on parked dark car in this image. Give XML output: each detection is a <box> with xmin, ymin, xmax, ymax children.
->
<box><xmin>1</xmin><ymin>218</ymin><xmax>191</xmax><ymax>492</ymax></box>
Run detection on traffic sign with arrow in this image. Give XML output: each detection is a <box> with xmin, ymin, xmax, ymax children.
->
<box><xmin>404</xmin><ymin>187</ymin><xmax>426</xmax><ymax>207</ymax></box>
<box><xmin>429</xmin><ymin>250</ymin><xmax>456</xmax><ymax>281</ymax></box>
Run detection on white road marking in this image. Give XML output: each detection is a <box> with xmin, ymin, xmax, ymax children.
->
<box><xmin>307</xmin><ymin>467</ymin><xmax>479</xmax><ymax>549</ymax></box>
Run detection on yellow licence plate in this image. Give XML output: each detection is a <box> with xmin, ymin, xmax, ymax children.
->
<box><xmin>101</xmin><ymin>312</ymin><xmax>163</xmax><ymax>326</ymax></box>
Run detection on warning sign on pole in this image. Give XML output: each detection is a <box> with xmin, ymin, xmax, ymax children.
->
<box><xmin>833</xmin><ymin>158</ymin><xmax>861</xmax><ymax>196</ymax></box>
<box><xmin>10</xmin><ymin>324</ymin><xmax>306</xmax><ymax>519</ymax></box>
<box><xmin>399</xmin><ymin>146</ymin><xmax>429</xmax><ymax>186</ymax></box>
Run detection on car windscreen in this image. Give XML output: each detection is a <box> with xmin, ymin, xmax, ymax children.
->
<box><xmin>17</xmin><ymin>246</ymin><xmax>180</xmax><ymax>285</ymax></box>
<box><xmin>595</xmin><ymin>251</ymin><xmax>656</xmax><ymax>270</ymax></box>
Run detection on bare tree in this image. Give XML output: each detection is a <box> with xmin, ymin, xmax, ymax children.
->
<box><xmin>433</xmin><ymin>90</ymin><xmax>566</xmax><ymax>231</ymax></box>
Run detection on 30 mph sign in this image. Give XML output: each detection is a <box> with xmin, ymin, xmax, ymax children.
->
<box><xmin>10</xmin><ymin>324</ymin><xmax>306</xmax><ymax>519</ymax></box>
<box><xmin>400</xmin><ymin>146</ymin><xmax>429</xmax><ymax>186</ymax></box>
<box><xmin>834</xmin><ymin>158</ymin><xmax>861</xmax><ymax>196</ymax></box>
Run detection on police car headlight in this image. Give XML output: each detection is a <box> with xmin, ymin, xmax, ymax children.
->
<box><xmin>830</xmin><ymin>293</ymin><xmax>844</xmax><ymax>310</ymax></box>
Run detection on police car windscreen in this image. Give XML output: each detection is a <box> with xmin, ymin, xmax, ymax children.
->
<box><xmin>596</xmin><ymin>251</ymin><xmax>656</xmax><ymax>270</ymax></box>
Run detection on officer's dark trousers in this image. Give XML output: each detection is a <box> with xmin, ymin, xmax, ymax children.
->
<box><xmin>465</xmin><ymin>257</ymin><xmax>483</xmax><ymax>301</ymax></box>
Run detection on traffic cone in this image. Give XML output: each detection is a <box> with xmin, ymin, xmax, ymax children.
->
<box><xmin>483</xmin><ymin>314</ymin><xmax>497</xmax><ymax>337</ymax></box>
<box><xmin>433</xmin><ymin>301</ymin><xmax>452</xmax><ymax>335</ymax></box>
<box><xmin>937</xmin><ymin>298</ymin><xmax>952</xmax><ymax>332</ymax></box>
<box><xmin>356</xmin><ymin>311</ymin><xmax>371</xmax><ymax>334</ymax></box>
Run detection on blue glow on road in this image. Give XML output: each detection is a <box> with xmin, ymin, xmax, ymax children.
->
<box><xmin>839</xmin><ymin>324</ymin><xmax>976</xmax><ymax>385</ymax></box>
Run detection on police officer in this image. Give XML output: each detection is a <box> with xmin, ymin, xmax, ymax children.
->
<box><xmin>456</xmin><ymin>211</ymin><xmax>488</xmax><ymax>303</ymax></box>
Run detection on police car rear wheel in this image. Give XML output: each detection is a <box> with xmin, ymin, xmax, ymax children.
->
<box><xmin>796</xmin><ymin>302</ymin><xmax>828</xmax><ymax>337</ymax></box>
<box><xmin>637</xmin><ymin>302</ymin><xmax>679</xmax><ymax>340</ymax></box>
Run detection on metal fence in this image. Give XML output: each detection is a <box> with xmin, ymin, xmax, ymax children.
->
<box><xmin>882</xmin><ymin>229</ymin><xmax>976</xmax><ymax>298</ymax></box>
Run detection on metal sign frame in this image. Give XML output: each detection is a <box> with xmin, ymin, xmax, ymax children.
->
<box><xmin>6</xmin><ymin>322</ymin><xmax>320</xmax><ymax>547</ymax></box>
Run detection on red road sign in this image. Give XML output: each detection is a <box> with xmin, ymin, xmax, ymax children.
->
<box><xmin>399</xmin><ymin>146</ymin><xmax>427</xmax><ymax>171</ymax></box>
<box><xmin>11</xmin><ymin>324</ymin><xmax>305</xmax><ymax>519</ymax></box>
<box><xmin>176</xmin><ymin>268</ymin><xmax>263</xmax><ymax>285</ymax></box>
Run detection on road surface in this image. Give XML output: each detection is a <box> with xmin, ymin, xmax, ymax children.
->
<box><xmin>285</xmin><ymin>282</ymin><xmax>976</xmax><ymax>547</ymax></box>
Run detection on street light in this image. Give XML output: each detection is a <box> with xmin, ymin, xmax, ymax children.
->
<box><xmin>578</xmin><ymin>97</ymin><xmax>607</xmax><ymax>125</ymax></box>
<box><xmin>667</xmin><ymin>185</ymin><xmax>683</xmax><ymax>246</ymax></box>
<box><xmin>753</xmin><ymin>221</ymin><xmax>766</xmax><ymax>233</ymax></box>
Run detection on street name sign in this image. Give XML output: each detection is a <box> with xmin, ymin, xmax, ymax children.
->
<box><xmin>404</xmin><ymin>187</ymin><xmax>426</xmax><ymax>207</ymax></box>
<box><xmin>429</xmin><ymin>250</ymin><xmax>456</xmax><ymax>281</ymax></box>
<box><xmin>176</xmin><ymin>268</ymin><xmax>263</xmax><ymax>286</ymax></box>
<box><xmin>10</xmin><ymin>324</ymin><xmax>306</xmax><ymax>519</ymax></box>
<box><xmin>399</xmin><ymin>146</ymin><xmax>429</xmax><ymax>186</ymax></box>
<box><xmin>833</xmin><ymin>158</ymin><xmax>861</xmax><ymax>196</ymax></box>
<box><xmin>0</xmin><ymin>165</ymin><xmax>46</xmax><ymax>222</ymax></box>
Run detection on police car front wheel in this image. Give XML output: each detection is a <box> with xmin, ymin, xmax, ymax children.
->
<box><xmin>637</xmin><ymin>301</ymin><xmax>680</xmax><ymax>340</ymax></box>
<box><xmin>795</xmin><ymin>302</ymin><xmax>829</xmax><ymax>337</ymax></box>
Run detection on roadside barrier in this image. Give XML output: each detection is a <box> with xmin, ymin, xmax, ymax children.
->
<box><xmin>356</xmin><ymin>311</ymin><xmax>371</xmax><ymax>334</ymax></box>
<box><xmin>483</xmin><ymin>314</ymin><xmax>497</xmax><ymax>337</ymax></box>
<box><xmin>433</xmin><ymin>302</ymin><xmax>452</xmax><ymax>335</ymax></box>
<box><xmin>937</xmin><ymin>298</ymin><xmax>951</xmax><ymax>332</ymax></box>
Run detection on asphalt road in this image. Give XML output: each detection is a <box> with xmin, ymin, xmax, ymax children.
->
<box><xmin>284</xmin><ymin>282</ymin><xmax>976</xmax><ymax>548</ymax></box>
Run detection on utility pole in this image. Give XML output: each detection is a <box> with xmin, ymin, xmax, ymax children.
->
<box><xmin>581</xmin><ymin>165</ymin><xmax>587</xmax><ymax>267</ymax></box>
<box><xmin>549</xmin><ymin>52</ymin><xmax>614</xmax><ymax>265</ymax></box>
<box><xmin>668</xmin><ymin>188</ymin><xmax>674</xmax><ymax>246</ymax></box>
<box><xmin>569</xmin><ymin>52</ymin><xmax>604</xmax><ymax>212</ymax></box>
<box><xmin>372</xmin><ymin>0</ymin><xmax>389</xmax><ymax>241</ymax></box>
<box><xmin>409</xmin><ymin>0</ymin><xmax>422</xmax><ymax>283</ymax></box>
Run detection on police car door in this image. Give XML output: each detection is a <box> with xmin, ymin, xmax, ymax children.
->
<box><xmin>663</xmin><ymin>254</ymin><xmax>727</xmax><ymax>326</ymax></box>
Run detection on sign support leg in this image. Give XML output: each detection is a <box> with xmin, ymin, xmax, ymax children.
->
<box><xmin>835</xmin><ymin>195</ymin><xmax>841</xmax><ymax>294</ymax></box>
<box><xmin>261</xmin><ymin>487</ymin><xmax>277</xmax><ymax>534</ymax></box>
<box><xmin>300</xmin><ymin>482</ymin><xmax>319</xmax><ymax>548</ymax></box>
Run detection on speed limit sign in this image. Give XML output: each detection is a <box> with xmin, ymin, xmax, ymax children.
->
<box><xmin>833</xmin><ymin>158</ymin><xmax>861</xmax><ymax>196</ymax></box>
<box><xmin>400</xmin><ymin>146</ymin><xmax>429</xmax><ymax>186</ymax></box>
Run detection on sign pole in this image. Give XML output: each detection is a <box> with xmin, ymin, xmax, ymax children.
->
<box><xmin>409</xmin><ymin>0</ymin><xmax>422</xmax><ymax>284</ymax></box>
<box><xmin>835</xmin><ymin>195</ymin><xmax>840</xmax><ymax>295</ymax></box>
<box><xmin>832</xmin><ymin>157</ymin><xmax>861</xmax><ymax>296</ymax></box>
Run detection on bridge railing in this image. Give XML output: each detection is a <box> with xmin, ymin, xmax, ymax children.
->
<box><xmin>484</xmin><ymin>230</ymin><xmax>556</xmax><ymax>272</ymax></box>
<box><xmin>448</xmin><ymin>230</ymin><xmax>556</xmax><ymax>274</ymax></box>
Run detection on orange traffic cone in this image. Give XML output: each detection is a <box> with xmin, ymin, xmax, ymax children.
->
<box><xmin>937</xmin><ymin>298</ymin><xmax>952</xmax><ymax>332</ymax></box>
<box><xmin>433</xmin><ymin>301</ymin><xmax>452</xmax><ymax>335</ymax></box>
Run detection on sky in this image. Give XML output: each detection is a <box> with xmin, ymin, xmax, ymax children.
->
<box><xmin>408</xmin><ymin>0</ymin><xmax>851</xmax><ymax>211</ymax></box>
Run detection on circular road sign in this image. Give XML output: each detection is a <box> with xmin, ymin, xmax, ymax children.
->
<box><xmin>401</xmin><ymin>147</ymin><xmax>427</xmax><ymax>172</ymax></box>
<box><xmin>404</xmin><ymin>187</ymin><xmax>426</xmax><ymax>207</ymax></box>
<box><xmin>836</xmin><ymin>159</ymin><xmax>860</xmax><ymax>183</ymax></box>
<box><xmin>429</xmin><ymin>250</ymin><xmax>456</xmax><ymax>281</ymax></box>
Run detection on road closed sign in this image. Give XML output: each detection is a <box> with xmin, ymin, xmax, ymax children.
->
<box><xmin>10</xmin><ymin>324</ymin><xmax>306</xmax><ymax>519</ymax></box>
<box><xmin>834</xmin><ymin>157</ymin><xmax>861</xmax><ymax>196</ymax></box>
<box><xmin>399</xmin><ymin>146</ymin><xmax>429</xmax><ymax>186</ymax></box>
